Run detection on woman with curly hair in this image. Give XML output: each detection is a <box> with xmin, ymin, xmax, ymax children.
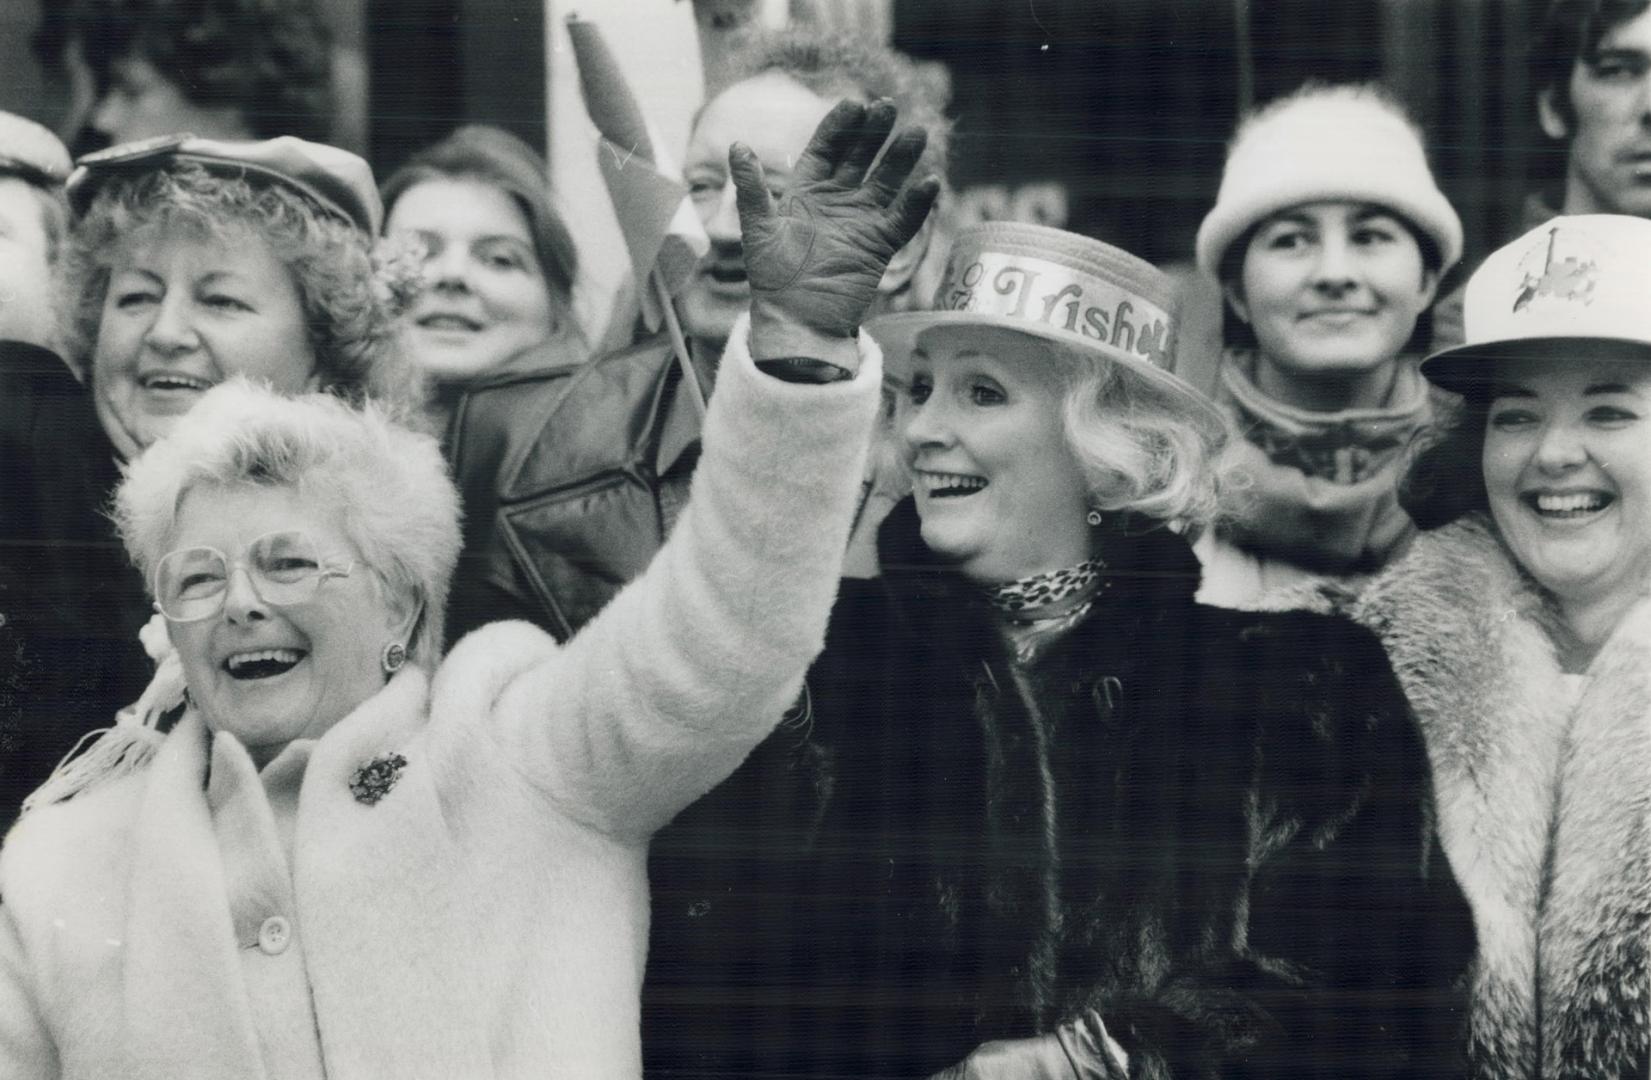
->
<box><xmin>0</xmin><ymin>134</ymin><xmax>415</xmax><ymax>829</ymax></box>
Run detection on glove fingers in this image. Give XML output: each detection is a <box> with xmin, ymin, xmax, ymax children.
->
<box><xmin>795</xmin><ymin>99</ymin><xmax>867</xmax><ymax>185</ymax></box>
<box><xmin>835</xmin><ymin>98</ymin><xmax>898</xmax><ymax>187</ymax></box>
<box><xmin>728</xmin><ymin>142</ymin><xmax>776</xmax><ymax>236</ymax></box>
<box><xmin>864</xmin><ymin>125</ymin><xmax>930</xmax><ymax>203</ymax></box>
<box><xmin>888</xmin><ymin>175</ymin><xmax>942</xmax><ymax>249</ymax></box>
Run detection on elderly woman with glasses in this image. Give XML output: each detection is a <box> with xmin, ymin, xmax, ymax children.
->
<box><xmin>0</xmin><ymin>134</ymin><xmax>419</xmax><ymax>828</ymax></box>
<box><xmin>0</xmin><ymin>101</ymin><xmax>936</xmax><ymax>1079</ymax></box>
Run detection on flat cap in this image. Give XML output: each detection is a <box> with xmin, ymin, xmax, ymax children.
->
<box><xmin>67</xmin><ymin>133</ymin><xmax>380</xmax><ymax>235</ymax></box>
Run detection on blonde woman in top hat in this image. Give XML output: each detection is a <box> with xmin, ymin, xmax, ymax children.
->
<box><xmin>643</xmin><ymin>221</ymin><xmax>1473</xmax><ymax>1080</ymax></box>
<box><xmin>0</xmin><ymin>99</ymin><xmax>936</xmax><ymax>1079</ymax></box>
<box><xmin>0</xmin><ymin>135</ymin><xmax>419</xmax><ymax>829</ymax></box>
<box><xmin>1337</xmin><ymin>214</ymin><xmax>1651</xmax><ymax>1079</ymax></box>
<box><xmin>1192</xmin><ymin>83</ymin><xmax>1462</xmax><ymax>608</ymax></box>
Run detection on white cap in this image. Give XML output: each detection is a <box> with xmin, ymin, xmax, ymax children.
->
<box><xmin>1422</xmin><ymin>214</ymin><xmax>1651</xmax><ymax>394</ymax></box>
<box><xmin>1195</xmin><ymin>84</ymin><xmax>1462</xmax><ymax>279</ymax></box>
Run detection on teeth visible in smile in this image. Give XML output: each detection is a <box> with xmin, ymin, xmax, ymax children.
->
<box><xmin>919</xmin><ymin>472</ymin><xmax>988</xmax><ymax>496</ymax></box>
<box><xmin>418</xmin><ymin>315</ymin><xmax>480</xmax><ymax>331</ymax></box>
<box><xmin>225</xmin><ymin>649</ymin><xmax>305</xmax><ymax>678</ymax></box>
<box><xmin>143</xmin><ymin>374</ymin><xmax>213</xmax><ymax>391</ymax></box>
<box><xmin>1533</xmin><ymin>492</ymin><xmax>1608</xmax><ymax>515</ymax></box>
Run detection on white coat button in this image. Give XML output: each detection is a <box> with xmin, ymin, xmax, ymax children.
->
<box><xmin>258</xmin><ymin>916</ymin><xmax>291</xmax><ymax>956</ymax></box>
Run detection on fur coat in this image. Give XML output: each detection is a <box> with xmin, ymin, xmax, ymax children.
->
<box><xmin>1352</xmin><ymin>515</ymin><xmax>1651</xmax><ymax>1080</ymax></box>
<box><xmin>0</xmin><ymin>327</ymin><xmax>882</xmax><ymax>1080</ymax></box>
<box><xmin>643</xmin><ymin>500</ymin><xmax>1474</xmax><ymax>1080</ymax></box>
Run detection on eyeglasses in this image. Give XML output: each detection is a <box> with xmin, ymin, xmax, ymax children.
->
<box><xmin>154</xmin><ymin>530</ymin><xmax>353</xmax><ymax>623</ymax></box>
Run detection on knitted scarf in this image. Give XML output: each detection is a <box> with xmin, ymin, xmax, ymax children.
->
<box><xmin>1214</xmin><ymin>347</ymin><xmax>1430</xmax><ymax>573</ymax></box>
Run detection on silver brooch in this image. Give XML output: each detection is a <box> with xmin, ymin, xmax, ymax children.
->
<box><xmin>350</xmin><ymin>753</ymin><xmax>407</xmax><ymax>805</ymax></box>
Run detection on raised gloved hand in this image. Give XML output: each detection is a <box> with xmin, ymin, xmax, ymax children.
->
<box><xmin>927</xmin><ymin>1010</ymin><xmax>1130</xmax><ymax>1080</ymax></box>
<box><xmin>730</xmin><ymin>97</ymin><xmax>940</xmax><ymax>370</ymax></box>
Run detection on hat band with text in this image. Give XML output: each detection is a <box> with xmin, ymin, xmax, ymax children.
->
<box><xmin>934</xmin><ymin>251</ymin><xmax>1176</xmax><ymax>369</ymax></box>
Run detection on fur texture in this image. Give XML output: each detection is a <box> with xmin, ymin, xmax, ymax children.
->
<box><xmin>1354</xmin><ymin>515</ymin><xmax>1651</xmax><ymax>1079</ymax></box>
<box><xmin>644</xmin><ymin>501</ymin><xmax>1474</xmax><ymax>1080</ymax></box>
<box><xmin>0</xmin><ymin>325</ymin><xmax>883</xmax><ymax>1080</ymax></box>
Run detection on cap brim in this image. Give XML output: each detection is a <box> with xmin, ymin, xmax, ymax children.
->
<box><xmin>865</xmin><ymin>310</ymin><xmax>1227</xmax><ymax>430</ymax></box>
<box><xmin>1422</xmin><ymin>335</ymin><xmax>1651</xmax><ymax>396</ymax></box>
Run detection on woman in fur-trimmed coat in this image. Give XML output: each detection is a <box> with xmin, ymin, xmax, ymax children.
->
<box><xmin>643</xmin><ymin>222</ymin><xmax>1474</xmax><ymax>1080</ymax></box>
<box><xmin>1340</xmin><ymin>214</ymin><xmax>1651</xmax><ymax>1079</ymax></box>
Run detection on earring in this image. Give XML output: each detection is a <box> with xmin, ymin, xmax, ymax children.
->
<box><xmin>381</xmin><ymin>641</ymin><xmax>408</xmax><ymax>674</ymax></box>
<box><xmin>1086</xmin><ymin>509</ymin><xmax>1104</xmax><ymax>527</ymax></box>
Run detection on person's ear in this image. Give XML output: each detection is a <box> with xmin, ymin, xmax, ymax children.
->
<box><xmin>1416</xmin><ymin>264</ymin><xmax>1441</xmax><ymax>309</ymax></box>
<box><xmin>1538</xmin><ymin>85</ymin><xmax>1571</xmax><ymax>142</ymax></box>
<box><xmin>1222</xmin><ymin>279</ymin><xmax>1251</xmax><ymax>325</ymax></box>
<box><xmin>878</xmin><ymin>208</ymin><xmax>938</xmax><ymax>297</ymax></box>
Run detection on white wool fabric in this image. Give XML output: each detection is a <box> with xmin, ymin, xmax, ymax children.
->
<box><xmin>1195</xmin><ymin>84</ymin><xmax>1462</xmax><ymax>279</ymax></box>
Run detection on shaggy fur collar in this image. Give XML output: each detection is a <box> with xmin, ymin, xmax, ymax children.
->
<box><xmin>1355</xmin><ymin>515</ymin><xmax>1651</xmax><ymax>1078</ymax></box>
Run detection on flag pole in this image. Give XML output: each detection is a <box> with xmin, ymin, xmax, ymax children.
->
<box><xmin>653</xmin><ymin>268</ymin><xmax>707</xmax><ymax>419</ymax></box>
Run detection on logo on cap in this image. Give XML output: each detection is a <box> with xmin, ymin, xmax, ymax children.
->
<box><xmin>1512</xmin><ymin>225</ymin><xmax>1598</xmax><ymax>314</ymax></box>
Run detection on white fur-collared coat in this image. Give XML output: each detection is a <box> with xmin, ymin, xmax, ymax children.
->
<box><xmin>1352</xmin><ymin>515</ymin><xmax>1651</xmax><ymax>1079</ymax></box>
<box><xmin>0</xmin><ymin>324</ymin><xmax>882</xmax><ymax>1080</ymax></box>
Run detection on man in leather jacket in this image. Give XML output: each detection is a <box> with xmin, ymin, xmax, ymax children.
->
<box><xmin>444</xmin><ymin>28</ymin><xmax>950</xmax><ymax>644</ymax></box>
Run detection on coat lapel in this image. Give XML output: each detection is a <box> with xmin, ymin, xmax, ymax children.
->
<box><xmin>123</xmin><ymin>711</ymin><xmax>265</xmax><ymax>1080</ymax></box>
<box><xmin>295</xmin><ymin>668</ymin><xmax>494</xmax><ymax>1080</ymax></box>
<box><xmin>1355</xmin><ymin>517</ymin><xmax>1573</xmax><ymax>1075</ymax></box>
<box><xmin>1541</xmin><ymin>597</ymin><xmax>1651</xmax><ymax>1076</ymax></box>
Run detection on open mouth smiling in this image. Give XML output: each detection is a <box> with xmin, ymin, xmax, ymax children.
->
<box><xmin>1523</xmin><ymin>490</ymin><xmax>1614</xmax><ymax>519</ymax></box>
<box><xmin>918</xmin><ymin>471</ymin><xmax>989</xmax><ymax>498</ymax></box>
<box><xmin>141</xmin><ymin>373</ymin><xmax>214</xmax><ymax>392</ymax></box>
<box><xmin>224</xmin><ymin>648</ymin><xmax>307</xmax><ymax>680</ymax></box>
<box><xmin>416</xmin><ymin>313</ymin><xmax>483</xmax><ymax>332</ymax></box>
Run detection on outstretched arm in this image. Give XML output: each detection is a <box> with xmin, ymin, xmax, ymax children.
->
<box><xmin>484</xmin><ymin>101</ymin><xmax>939</xmax><ymax>838</ymax></box>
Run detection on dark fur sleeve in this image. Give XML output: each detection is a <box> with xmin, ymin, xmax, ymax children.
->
<box><xmin>1096</xmin><ymin>613</ymin><xmax>1475</xmax><ymax>1080</ymax></box>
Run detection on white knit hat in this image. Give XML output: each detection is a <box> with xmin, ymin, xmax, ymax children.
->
<box><xmin>1195</xmin><ymin>84</ymin><xmax>1462</xmax><ymax>280</ymax></box>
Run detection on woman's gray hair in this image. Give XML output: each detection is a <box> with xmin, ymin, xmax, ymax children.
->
<box><xmin>115</xmin><ymin>380</ymin><xmax>461</xmax><ymax>669</ymax></box>
<box><xmin>59</xmin><ymin>162</ymin><xmax>423</xmax><ymax>416</ymax></box>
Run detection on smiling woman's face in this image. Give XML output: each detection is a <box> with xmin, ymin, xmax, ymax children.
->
<box><xmin>1227</xmin><ymin>200</ymin><xmax>1437</xmax><ymax>384</ymax></box>
<box><xmin>1483</xmin><ymin>354</ymin><xmax>1651</xmax><ymax>609</ymax></box>
<box><xmin>387</xmin><ymin>177</ymin><xmax>557</xmax><ymax>385</ymax></box>
<box><xmin>893</xmin><ymin>325</ymin><xmax>1093</xmax><ymax>584</ymax></box>
<box><xmin>164</xmin><ymin>484</ymin><xmax>411</xmax><ymax>764</ymax></box>
<box><xmin>92</xmin><ymin>227</ymin><xmax>317</xmax><ymax>459</ymax></box>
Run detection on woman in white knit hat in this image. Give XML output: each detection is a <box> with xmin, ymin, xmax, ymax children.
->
<box><xmin>1193</xmin><ymin>83</ymin><xmax>1463</xmax><ymax>607</ymax></box>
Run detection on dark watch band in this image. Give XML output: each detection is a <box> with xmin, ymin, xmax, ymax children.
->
<box><xmin>754</xmin><ymin>357</ymin><xmax>856</xmax><ymax>384</ymax></box>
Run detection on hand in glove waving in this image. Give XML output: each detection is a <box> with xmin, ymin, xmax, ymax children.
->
<box><xmin>730</xmin><ymin>97</ymin><xmax>939</xmax><ymax>371</ymax></box>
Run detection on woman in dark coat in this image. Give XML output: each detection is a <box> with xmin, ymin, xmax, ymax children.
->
<box><xmin>643</xmin><ymin>222</ymin><xmax>1474</xmax><ymax>1080</ymax></box>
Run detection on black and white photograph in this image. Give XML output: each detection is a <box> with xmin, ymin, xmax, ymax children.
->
<box><xmin>0</xmin><ymin>0</ymin><xmax>1648</xmax><ymax>1076</ymax></box>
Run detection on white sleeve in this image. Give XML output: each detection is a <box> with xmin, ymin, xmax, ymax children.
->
<box><xmin>489</xmin><ymin>314</ymin><xmax>881</xmax><ymax>838</ymax></box>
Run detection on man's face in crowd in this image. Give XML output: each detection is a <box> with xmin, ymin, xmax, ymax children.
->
<box><xmin>678</xmin><ymin>71</ymin><xmax>836</xmax><ymax>350</ymax></box>
<box><xmin>0</xmin><ymin>177</ymin><xmax>59</xmax><ymax>349</ymax></box>
<box><xmin>1542</xmin><ymin>5</ymin><xmax>1651</xmax><ymax>216</ymax></box>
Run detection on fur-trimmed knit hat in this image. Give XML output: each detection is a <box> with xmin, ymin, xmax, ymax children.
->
<box><xmin>1195</xmin><ymin>83</ymin><xmax>1462</xmax><ymax>279</ymax></box>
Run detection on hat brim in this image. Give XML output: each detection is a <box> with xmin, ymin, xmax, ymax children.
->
<box><xmin>1422</xmin><ymin>335</ymin><xmax>1651</xmax><ymax>396</ymax></box>
<box><xmin>864</xmin><ymin>310</ymin><xmax>1227</xmax><ymax>430</ymax></box>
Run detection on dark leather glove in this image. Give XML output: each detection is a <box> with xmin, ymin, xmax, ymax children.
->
<box><xmin>730</xmin><ymin>97</ymin><xmax>940</xmax><ymax>365</ymax></box>
<box><xmin>927</xmin><ymin>1011</ymin><xmax>1130</xmax><ymax>1080</ymax></box>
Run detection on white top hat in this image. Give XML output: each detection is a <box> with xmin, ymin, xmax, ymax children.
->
<box><xmin>1422</xmin><ymin>214</ymin><xmax>1651</xmax><ymax>394</ymax></box>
